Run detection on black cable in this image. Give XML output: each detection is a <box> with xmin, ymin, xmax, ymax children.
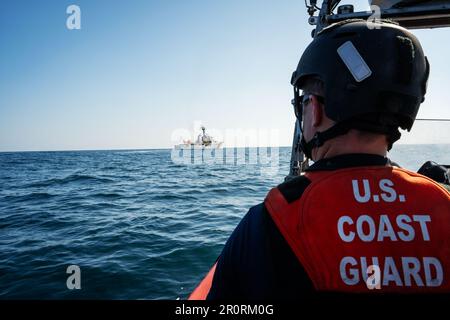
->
<box><xmin>330</xmin><ymin>0</ymin><xmax>341</xmax><ymax>12</ymax></box>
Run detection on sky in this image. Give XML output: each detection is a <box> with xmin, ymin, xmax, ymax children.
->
<box><xmin>0</xmin><ymin>0</ymin><xmax>449</xmax><ymax>152</ymax></box>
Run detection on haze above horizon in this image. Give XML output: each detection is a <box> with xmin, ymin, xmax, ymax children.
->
<box><xmin>1</xmin><ymin>0</ymin><xmax>450</xmax><ymax>152</ymax></box>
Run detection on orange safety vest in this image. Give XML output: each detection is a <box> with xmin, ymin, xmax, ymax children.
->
<box><xmin>265</xmin><ymin>166</ymin><xmax>450</xmax><ymax>293</ymax></box>
<box><xmin>189</xmin><ymin>263</ymin><xmax>217</xmax><ymax>300</ymax></box>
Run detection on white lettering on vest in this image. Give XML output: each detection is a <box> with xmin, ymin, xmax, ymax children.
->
<box><xmin>336</xmin><ymin>214</ymin><xmax>431</xmax><ymax>242</ymax></box>
<box><xmin>379</xmin><ymin>179</ymin><xmax>397</xmax><ymax>202</ymax></box>
<box><xmin>377</xmin><ymin>215</ymin><xmax>398</xmax><ymax>241</ymax></box>
<box><xmin>423</xmin><ymin>257</ymin><xmax>443</xmax><ymax>287</ymax></box>
<box><xmin>402</xmin><ymin>257</ymin><xmax>424</xmax><ymax>287</ymax></box>
<box><xmin>413</xmin><ymin>215</ymin><xmax>431</xmax><ymax>241</ymax></box>
<box><xmin>396</xmin><ymin>214</ymin><xmax>415</xmax><ymax>241</ymax></box>
<box><xmin>352</xmin><ymin>179</ymin><xmax>371</xmax><ymax>203</ymax></box>
<box><xmin>356</xmin><ymin>215</ymin><xmax>376</xmax><ymax>242</ymax></box>
<box><xmin>339</xmin><ymin>256</ymin><xmax>444</xmax><ymax>288</ymax></box>
<box><xmin>337</xmin><ymin>216</ymin><xmax>355</xmax><ymax>242</ymax></box>
<box><xmin>340</xmin><ymin>256</ymin><xmax>359</xmax><ymax>285</ymax></box>
<box><xmin>382</xmin><ymin>257</ymin><xmax>403</xmax><ymax>286</ymax></box>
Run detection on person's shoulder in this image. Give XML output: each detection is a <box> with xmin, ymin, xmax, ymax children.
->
<box><xmin>393</xmin><ymin>166</ymin><xmax>450</xmax><ymax>195</ymax></box>
<box><xmin>232</xmin><ymin>203</ymin><xmax>266</xmax><ymax>233</ymax></box>
<box><xmin>269</xmin><ymin>175</ymin><xmax>313</xmax><ymax>203</ymax></box>
<box><xmin>225</xmin><ymin>201</ymin><xmax>283</xmax><ymax>250</ymax></box>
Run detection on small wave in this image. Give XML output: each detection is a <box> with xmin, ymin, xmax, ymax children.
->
<box><xmin>210</xmin><ymin>187</ymin><xmax>229</xmax><ymax>194</ymax></box>
<box><xmin>3</xmin><ymin>192</ymin><xmax>56</xmax><ymax>203</ymax></box>
<box><xmin>150</xmin><ymin>193</ymin><xmax>198</xmax><ymax>201</ymax></box>
<box><xmin>116</xmin><ymin>150</ymin><xmax>153</xmax><ymax>155</ymax></box>
<box><xmin>174</xmin><ymin>188</ymin><xmax>206</xmax><ymax>195</ymax></box>
<box><xmin>100</xmin><ymin>166</ymin><xmax>117</xmax><ymax>170</ymax></box>
<box><xmin>26</xmin><ymin>174</ymin><xmax>114</xmax><ymax>188</ymax></box>
<box><xmin>91</xmin><ymin>192</ymin><xmax>123</xmax><ymax>199</ymax></box>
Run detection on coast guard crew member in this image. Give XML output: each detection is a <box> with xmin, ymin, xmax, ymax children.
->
<box><xmin>190</xmin><ymin>19</ymin><xmax>450</xmax><ymax>300</ymax></box>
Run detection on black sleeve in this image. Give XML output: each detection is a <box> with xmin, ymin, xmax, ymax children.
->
<box><xmin>206</xmin><ymin>204</ymin><xmax>261</xmax><ymax>299</ymax></box>
<box><xmin>206</xmin><ymin>203</ymin><xmax>314</xmax><ymax>300</ymax></box>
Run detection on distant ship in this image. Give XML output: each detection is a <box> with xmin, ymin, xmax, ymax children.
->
<box><xmin>174</xmin><ymin>126</ymin><xmax>223</xmax><ymax>150</ymax></box>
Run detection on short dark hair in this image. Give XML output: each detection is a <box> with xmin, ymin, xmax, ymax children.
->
<box><xmin>300</xmin><ymin>76</ymin><xmax>394</xmax><ymax>146</ymax></box>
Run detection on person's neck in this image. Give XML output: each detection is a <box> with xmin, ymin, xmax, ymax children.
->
<box><xmin>312</xmin><ymin>131</ymin><xmax>388</xmax><ymax>161</ymax></box>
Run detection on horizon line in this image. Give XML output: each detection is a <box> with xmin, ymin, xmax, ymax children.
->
<box><xmin>0</xmin><ymin>143</ymin><xmax>449</xmax><ymax>154</ymax></box>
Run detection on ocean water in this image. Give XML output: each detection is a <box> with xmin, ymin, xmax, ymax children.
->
<box><xmin>0</xmin><ymin>145</ymin><xmax>449</xmax><ymax>299</ymax></box>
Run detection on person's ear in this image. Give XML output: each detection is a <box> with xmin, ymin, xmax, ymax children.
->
<box><xmin>311</xmin><ymin>95</ymin><xmax>323</xmax><ymax>127</ymax></box>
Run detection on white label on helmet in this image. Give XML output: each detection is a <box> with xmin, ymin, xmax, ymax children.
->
<box><xmin>337</xmin><ymin>41</ymin><xmax>372</xmax><ymax>82</ymax></box>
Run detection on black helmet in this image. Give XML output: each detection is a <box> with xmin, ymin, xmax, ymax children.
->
<box><xmin>292</xmin><ymin>19</ymin><xmax>430</xmax><ymax>135</ymax></box>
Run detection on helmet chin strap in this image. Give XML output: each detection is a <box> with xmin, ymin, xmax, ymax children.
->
<box><xmin>299</xmin><ymin>122</ymin><xmax>352</xmax><ymax>160</ymax></box>
<box><xmin>300</xmin><ymin>118</ymin><xmax>402</xmax><ymax>160</ymax></box>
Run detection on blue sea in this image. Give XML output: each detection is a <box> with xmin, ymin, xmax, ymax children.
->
<box><xmin>0</xmin><ymin>145</ymin><xmax>449</xmax><ymax>299</ymax></box>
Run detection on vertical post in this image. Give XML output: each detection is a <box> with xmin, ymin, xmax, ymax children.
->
<box><xmin>287</xmin><ymin>119</ymin><xmax>305</xmax><ymax>179</ymax></box>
